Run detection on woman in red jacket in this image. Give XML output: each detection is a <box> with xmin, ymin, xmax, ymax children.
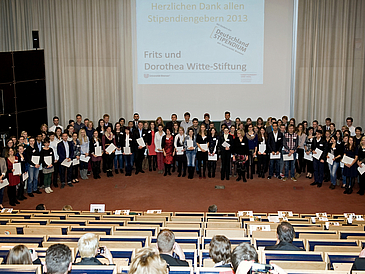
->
<box><xmin>6</xmin><ymin>148</ymin><xmax>20</xmax><ymax>206</ymax></box>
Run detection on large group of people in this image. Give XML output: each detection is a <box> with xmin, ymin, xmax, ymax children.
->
<box><xmin>0</xmin><ymin>111</ymin><xmax>364</xmax><ymax>208</ymax></box>
<box><xmin>3</xmin><ymin>224</ymin><xmax>365</xmax><ymax>273</ymax></box>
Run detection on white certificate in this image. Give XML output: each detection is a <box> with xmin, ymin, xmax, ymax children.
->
<box><xmin>124</xmin><ymin>147</ymin><xmax>131</xmax><ymax>155</ymax></box>
<box><xmin>312</xmin><ymin>148</ymin><xmax>323</xmax><ymax>160</ymax></box>
<box><xmin>95</xmin><ymin>146</ymin><xmax>102</xmax><ymax>157</ymax></box>
<box><xmin>137</xmin><ymin>137</ymin><xmax>146</xmax><ymax>147</ymax></box>
<box><xmin>106</xmin><ymin>143</ymin><xmax>117</xmax><ymax>154</ymax></box>
<box><xmin>61</xmin><ymin>159</ymin><xmax>72</xmax><ymax>167</ymax></box>
<box><xmin>270</xmin><ymin>153</ymin><xmax>281</xmax><ymax>159</ymax></box>
<box><xmin>342</xmin><ymin>155</ymin><xmax>354</xmax><ymax>165</ymax></box>
<box><xmin>0</xmin><ymin>178</ymin><xmax>9</xmax><ymax>189</ymax></box>
<box><xmin>358</xmin><ymin>164</ymin><xmax>365</xmax><ymax>175</ymax></box>
<box><xmin>340</xmin><ymin>162</ymin><xmax>344</xmax><ymax>168</ymax></box>
<box><xmin>80</xmin><ymin>155</ymin><xmax>90</xmax><ymax>162</ymax></box>
<box><xmin>283</xmin><ymin>154</ymin><xmax>294</xmax><ymax>161</ymax></box>
<box><xmin>208</xmin><ymin>154</ymin><xmax>218</xmax><ymax>161</ymax></box>
<box><xmin>22</xmin><ymin>172</ymin><xmax>29</xmax><ymax>181</ymax></box>
<box><xmin>327</xmin><ymin>153</ymin><xmax>334</xmax><ymax>165</ymax></box>
<box><xmin>115</xmin><ymin>148</ymin><xmax>122</xmax><ymax>155</ymax></box>
<box><xmin>44</xmin><ymin>156</ymin><xmax>52</xmax><ymax>166</ymax></box>
<box><xmin>31</xmin><ymin>155</ymin><xmax>40</xmax><ymax>165</ymax></box>
<box><xmin>222</xmin><ymin>141</ymin><xmax>230</xmax><ymax>148</ymax></box>
<box><xmin>187</xmin><ymin>140</ymin><xmax>193</xmax><ymax>148</ymax></box>
<box><xmin>176</xmin><ymin>147</ymin><xmax>184</xmax><ymax>155</ymax></box>
<box><xmin>259</xmin><ymin>144</ymin><xmax>266</xmax><ymax>154</ymax></box>
<box><xmin>304</xmin><ymin>152</ymin><xmax>313</xmax><ymax>161</ymax></box>
<box><xmin>72</xmin><ymin>158</ymin><xmax>80</xmax><ymax>165</ymax></box>
<box><xmin>198</xmin><ymin>143</ymin><xmax>208</xmax><ymax>152</ymax></box>
<box><xmin>12</xmin><ymin>162</ymin><xmax>21</xmax><ymax>175</ymax></box>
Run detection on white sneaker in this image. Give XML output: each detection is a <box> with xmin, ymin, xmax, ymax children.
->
<box><xmin>45</xmin><ymin>188</ymin><xmax>50</xmax><ymax>194</ymax></box>
<box><xmin>48</xmin><ymin>187</ymin><xmax>53</xmax><ymax>193</ymax></box>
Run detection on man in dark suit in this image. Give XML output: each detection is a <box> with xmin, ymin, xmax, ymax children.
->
<box><xmin>133</xmin><ymin>121</ymin><xmax>148</xmax><ymax>174</ymax></box>
<box><xmin>310</xmin><ymin>130</ymin><xmax>329</xmax><ymax>188</ymax></box>
<box><xmin>351</xmin><ymin>248</ymin><xmax>365</xmax><ymax>272</ymax></box>
<box><xmin>265</xmin><ymin>222</ymin><xmax>303</xmax><ymax>251</ymax></box>
<box><xmin>164</xmin><ymin>113</ymin><xmax>180</xmax><ymax>132</ymax></box>
<box><xmin>57</xmin><ymin>133</ymin><xmax>74</xmax><ymax>188</ymax></box>
<box><xmin>267</xmin><ymin>122</ymin><xmax>283</xmax><ymax>179</ymax></box>
<box><xmin>132</xmin><ymin>113</ymin><xmax>140</xmax><ymax>131</ymax></box>
<box><xmin>157</xmin><ymin>229</ymin><xmax>189</xmax><ymax>267</ymax></box>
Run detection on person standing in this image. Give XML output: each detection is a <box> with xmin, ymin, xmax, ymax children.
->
<box><xmin>207</xmin><ymin>128</ymin><xmax>219</xmax><ymax>178</ymax></box>
<box><xmin>232</xmin><ymin>129</ymin><xmax>249</xmax><ymax>182</ymax></box>
<box><xmin>57</xmin><ymin>133</ymin><xmax>74</xmax><ymax>188</ymax></box>
<box><xmin>154</xmin><ymin>125</ymin><xmax>166</xmax><ymax>174</ymax></box>
<box><xmin>343</xmin><ymin>136</ymin><xmax>358</xmax><ymax>194</ymax></box>
<box><xmin>162</xmin><ymin>128</ymin><xmax>175</xmax><ymax>176</ymax></box>
<box><xmin>196</xmin><ymin>124</ymin><xmax>209</xmax><ymax>179</ymax></box>
<box><xmin>40</xmin><ymin>138</ymin><xmax>55</xmax><ymax>194</ymax></box>
<box><xmin>90</xmin><ymin>130</ymin><xmax>102</xmax><ymax>179</ymax></box>
<box><xmin>174</xmin><ymin>127</ymin><xmax>187</xmax><ymax>177</ymax></box>
<box><xmin>219</xmin><ymin>127</ymin><xmax>234</xmax><ymax>181</ymax></box>
<box><xmin>220</xmin><ymin>111</ymin><xmax>234</xmax><ymax>129</ymax></box>
<box><xmin>6</xmin><ymin>148</ymin><xmax>20</xmax><ymax>206</ymax></box>
<box><xmin>74</xmin><ymin>114</ymin><xmax>85</xmax><ymax>133</ymax></box>
<box><xmin>79</xmin><ymin>129</ymin><xmax>90</xmax><ymax>179</ymax></box>
<box><xmin>25</xmin><ymin>137</ymin><xmax>41</xmax><ymax>197</ymax></box>
<box><xmin>15</xmin><ymin>145</ymin><xmax>27</xmax><ymax>201</ymax></box>
<box><xmin>114</xmin><ymin>122</ymin><xmax>124</xmax><ymax>174</ymax></box>
<box><xmin>245</xmin><ymin>124</ymin><xmax>258</xmax><ymax>180</ymax></box>
<box><xmin>310</xmin><ymin>130</ymin><xmax>328</xmax><ymax>188</ymax></box>
<box><xmin>102</xmin><ymin>126</ymin><xmax>116</xmax><ymax>177</ymax></box>
<box><xmin>147</xmin><ymin>121</ymin><xmax>157</xmax><ymax>172</ymax></box>
<box><xmin>283</xmin><ymin>125</ymin><xmax>298</xmax><ymax>182</ymax></box>
<box><xmin>180</xmin><ymin>112</ymin><xmax>193</xmax><ymax>134</ymax></box>
<box><xmin>133</xmin><ymin>121</ymin><xmax>148</xmax><ymax>174</ymax></box>
<box><xmin>327</xmin><ymin>136</ymin><xmax>343</xmax><ymax>190</ymax></box>
<box><xmin>184</xmin><ymin>128</ymin><xmax>197</xmax><ymax>179</ymax></box>
<box><xmin>357</xmin><ymin>136</ymin><xmax>365</xmax><ymax>195</ymax></box>
<box><xmin>267</xmin><ymin>122</ymin><xmax>283</xmax><ymax>179</ymax></box>
<box><xmin>122</xmin><ymin>127</ymin><xmax>134</xmax><ymax>176</ymax></box>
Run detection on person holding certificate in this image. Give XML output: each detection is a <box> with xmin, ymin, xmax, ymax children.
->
<box><xmin>102</xmin><ymin>126</ymin><xmax>116</xmax><ymax>177</ymax></box>
<box><xmin>40</xmin><ymin>138</ymin><xmax>55</xmax><ymax>194</ymax></box>
<box><xmin>57</xmin><ymin>133</ymin><xmax>74</xmax><ymax>188</ymax></box>
<box><xmin>219</xmin><ymin>127</ymin><xmax>234</xmax><ymax>181</ymax></box>
<box><xmin>267</xmin><ymin>122</ymin><xmax>284</xmax><ymax>180</ymax></box>
<box><xmin>133</xmin><ymin>121</ymin><xmax>148</xmax><ymax>175</ymax></box>
<box><xmin>15</xmin><ymin>146</ymin><xmax>27</xmax><ymax>201</ymax></box>
<box><xmin>70</xmin><ymin>132</ymin><xmax>81</xmax><ymax>183</ymax></box>
<box><xmin>295</xmin><ymin>123</ymin><xmax>307</xmax><ymax>179</ymax></box>
<box><xmin>122</xmin><ymin>127</ymin><xmax>134</xmax><ymax>176</ymax></box>
<box><xmin>282</xmin><ymin>125</ymin><xmax>298</xmax><ymax>182</ymax></box>
<box><xmin>90</xmin><ymin>130</ymin><xmax>102</xmax><ymax>179</ymax></box>
<box><xmin>304</xmin><ymin>127</ymin><xmax>314</xmax><ymax>179</ymax></box>
<box><xmin>310</xmin><ymin>130</ymin><xmax>328</xmax><ymax>188</ymax></box>
<box><xmin>343</xmin><ymin>136</ymin><xmax>358</xmax><ymax>194</ymax></box>
<box><xmin>161</xmin><ymin>128</ymin><xmax>175</xmax><ymax>176</ymax></box>
<box><xmin>245</xmin><ymin>124</ymin><xmax>258</xmax><ymax>180</ymax></box>
<box><xmin>328</xmin><ymin>136</ymin><xmax>344</xmax><ymax>189</ymax></box>
<box><xmin>207</xmin><ymin>127</ymin><xmax>219</xmax><ymax>178</ymax></box>
<box><xmin>174</xmin><ymin>127</ymin><xmax>186</xmax><ymax>177</ymax></box>
<box><xmin>154</xmin><ymin>125</ymin><xmax>166</xmax><ymax>174</ymax></box>
<box><xmin>196</xmin><ymin>124</ymin><xmax>209</xmax><ymax>179</ymax></box>
<box><xmin>146</xmin><ymin>122</ymin><xmax>157</xmax><ymax>172</ymax></box>
<box><xmin>232</xmin><ymin>129</ymin><xmax>249</xmax><ymax>182</ymax></box>
<box><xmin>184</xmin><ymin>128</ymin><xmax>197</xmax><ymax>179</ymax></box>
<box><xmin>357</xmin><ymin>136</ymin><xmax>365</xmax><ymax>195</ymax></box>
<box><xmin>6</xmin><ymin>148</ymin><xmax>20</xmax><ymax>206</ymax></box>
<box><xmin>113</xmin><ymin>122</ymin><xmax>124</xmax><ymax>174</ymax></box>
<box><xmin>78</xmin><ymin>129</ymin><xmax>90</xmax><ymax>179</ymax></box>
<box><xmin>25</xmin><ymin>137</ymin><xmax>41</xmax><ymax>196</ymax></box>
<box><xmin>257</xmin><ymin>127</ymin><xmax>268</xmax><ymax>179</ymax></box>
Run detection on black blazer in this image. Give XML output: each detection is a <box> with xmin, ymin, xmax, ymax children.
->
<box><xmin>267</xmin><ymin>131</ymin><xmax>284</xmax><ymax>153</ymax></box>
<box><xmin>160</xmin><ymin>254</ymin><xmax>189</xmax><ymax>267</ymax></box>
<box><xmin>232</xmin><ymin>136</ymin><xmax>249</xmax><ymax>155</ymax></box>
<box><xmin>133</xmin><ymin>128</ymin><xmax>148</xmax><ymax>148</ymax></box>
<box><xmin>89</xmin><ymin>137</ymin><xmax>102</xmax><ymax>155</ymax></box>
<box><xmin>25</xmin><ymin>145</ymin><xmax>40</xmax><ymax>166</ymax></box>
<box><xmin>312</xmin><ymin>137</ymin><xmax>329</xmax><ymax>161</ymax></box>
<box><xmin>218</xmin><ymin>134</ymin><xmax>234</xmax><ymax>154</ymax></box>
<box><xmin>329</xmin><ymin>141</ymin><xmax>344</xmax><ymax>162</ymax></box>
<box><xmin>114</xmin><ymin>132</ymin><xmax>124</xmax><ymax>148</ymax></box>
<box><xmin>265</xmin><ymin>241</ymin><xmax>303</xmax><ymax>251</ymax></box>
<box><xmin>351</xmin><ymin>257</ymin><xmax>365</xmax><ymax>272</ymax></box>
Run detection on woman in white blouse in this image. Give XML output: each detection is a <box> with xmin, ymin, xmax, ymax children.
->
<box><xmin>154</xmin><ymin>124</ymin><xmax>166</xmax><ymax>174</ymax></box>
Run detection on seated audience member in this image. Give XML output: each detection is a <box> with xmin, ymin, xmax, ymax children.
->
<box><xmin>351</xmin><ymin>248</ymin><xmax>365</xmax><ymax>272</ymax></box>
<box><xmin>6</xmin><ymin>245</ymin><xmax>41</xmax><ymax>265</ymax></box>
<box><xmin>62</xmin><ymin>205</ymin><xmax>73</xmax><ymax>211</ymax></box>
<box><xmin>74</xmin><ymin>233</ymin><xmax>114</xmax><ymax>265</ymax></box>
<box><xmin>129</xmin><ymin>247</ymin><xmax>168</xmax><ymax>274</ymax></box>
<box><xmin>156</xmin><ymin>229</ymin><xmax>189</xmax><ymax>266</ymax></box>
<box><xmin>208</xmin><ymin>204</ymin><xmax>218</xmax><ymax>212</ymax></box>
<box><xmin>231</xmin><ymin>243</ymin><xmax>286</xmax><ymax>274</ymax></box>
<box><xmin>45</xmin><ymin>244</ymin><xmax>72</xmax><ymax>274</ymax></box>
<box><xmin>36</xmin><ymin>204</ymin><xmax>46</xmax><ymax>210</ymax></box>
<box><xmin>265</xmin><ymin>222</ymin><xmax>303</xmax><ymax>250</ymax></box>
<box><xmin>209</xmin><ymin>235</ymin><xmax>232</xmax><ymax>268</ymax></box>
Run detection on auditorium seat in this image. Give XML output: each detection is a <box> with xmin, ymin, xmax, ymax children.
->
<box><xmin>205</xmin><ymin>222</ymin><xmax>241</xmax><ymax>229</ymax></box>
<box><xmin>10</xmin><ymin>219</ymin><xmax>48</xmax><ymax>225</ymax></box>
<box><xmin>165</xmin><ymin>222</ymin><xmax>202</xmax><ymax>228</ymax></box>
<box><xmin>205</xmin><ymin>228</ymin><xmax>246</xmax><ymax>238</ymax></box>
<box><xmin>325</xmin><ymin>252</ymin><xmax>360</xmax><ymax>270</ymax></box>
<box><xmin>295</xmin><ymin>230</ymin><xmax>338</xmax><ymax>239</ymax></box>
<box><xmin>67</xmin><ymin>215</ymin><xmax>101</xmax><ymax>220</ymax></box>
<box><xmin>74</xmin><ymin>248</ymin><xmax>134</xmax><ymax>268</ymax></box>
<box><xmin>127</xmin><ymin>220</ymin><xmax>165</xmax><ymax>227</ymax></box>
<box><xmin>262</xmin><ymin>250</ymin><xmax>323</xmax><ymax>264</ymax></box>
<box><xmin>169</xmin><ymin>267</ymin><xmax>194</xmax><ymax>274</ymax></box>
<box><xmin>0</xmin><ymin>226</ymin><xmax>19</xmax><ymax>235</ymax></box>
<box><xmin>163</xmin><ymin>227</ymin><xmax>202</xmax><ymax>237</ymax></box>
<box><xmin>69</xmin><ymin>225</ymin><xmax>113</xmax><ymax>235</ymax></box>
<box><xmin>252</xmin><ymin>230</ymin><xmax>277</xmax><ymax>239</ymax></box>
<box><xmin>0</xmin><ymin>235</ymin><xmax>45</xmax><ymax>246</ymax></box>
<box><xmin>114</xmin><ymin>226</ymin><xmax>158</xmax><ymax>236</ymax></box>
<box><xmin>329</xmin><ymin>225</ymin><xmax>364</xmax><ymax>231</ymax></box>
<box><xmin>33</xmin><ymin>214</ymin><xmax>67</xmax><ymax>220</ymax></box>
<box><xmin>150</xmin><ymin>236</ymin><xmax>200</xmax><ymax>250</ymax></box>
<box><xmin>88</xmin><ymin>220</ymin><xmax>126</xmax><ymax>227</ymax></box>
<box><xmin>269</xmin><ymin>260</ymin><xmax>326</xmax><ymax>270</ymax></box>
<box><xmin>340</xmin><ymin>231</ymin><xmax>365</xmax><ymax>239</ymax></box>
<box><xmin>49</xmin><ymin>220</ymin><xmax>88</xmax><ymax>226</ymax></box>
<box><xmin>0</xmin><ymin>265</ymin><xmax>41</xmax><ymax>274</ymax></box>
<box><xmin>170</xmin><ymin>216</ymin><xmax>204</xmax><ymax>222</ymax></box>
<box><xmin>254</xmin><ymin>239</ymin><xmax>305</xmax><ymax>250</ymax></box>
<box><xmin>99</xmin><ymin>235</ymin><xmax>149</xmax><ymax>247</ymax></box>
<box><xmin>202</xmin><ymin>237</ymin><xmax>251</xmax><ymax>249</ymax></box>
<box><xmin>23</xmin><ymin>226</ymin><xmax>64</xmax><ymax>235</ymax></box>
<box><xmin>299</xmin><ymin>233</ymin><xmax>340</xmax><ymax>240</ymax></box>
<box><xmin>314</xmin><ymin>245</ymin><xmax>362</xmax><ymax>253</ymax></box>
<box><xmin>195</xmin><ymin>267</ymin><xmax>225</xmax><ymax>274</ymax></box>
<box><xmin>70</xmin><ymin>265</ymin><xmax>117</xmax><ymax>274</ymax></box>
<box><xmin>306</xmin><ymin>239</ymin><xmax>359</xmax><ymax>251</ymax></box>
<box><xmin>174</xmin><ymin>212</ymin><xmax>205</xmax><ymax>218</ymax></box>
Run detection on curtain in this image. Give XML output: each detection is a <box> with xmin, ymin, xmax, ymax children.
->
<box><xmin>295</xmin><ymin>0</ymin><xmax>365</xmax><ymax>129</ymax></box>
<box><xmin>0</xmin><ymin>0</ymin><xmax>133</xmax><ymax>126</ymax></box>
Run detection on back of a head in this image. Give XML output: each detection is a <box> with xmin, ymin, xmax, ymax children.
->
<box><xmin>78</xmin><ymin>233</ymin><xmax>99</xmax><ymax>258</ymax></box>
<box><xmin>36</xmin><ymin>204</ymin><xmax>46</xmax><ymax>210</ymax></box>
<box><xmin>129</xmin><ymin>247</ymin><xmax>168</xmax><ymax>274</ymax></box>
<box><xmin>209</xmin><ymin>235</ymin><xmax>231</xmax><ymax>264</ymax></box>
<box><xmin>277</xmin><ymin>221</ymin><xmax>295</xmax><ymax>243</ymax></box>
<box><xmin>231</xmin><ymin>243</ymin><xmax>258</xmax><ymax>273</ymax></box>
<box><xmin>208</xmin><ymin>204</ymin><xmax>218</xmax><ymax>213</ymax></box>
<box><xmin>156</xmin><ymin>229</ymin><xmax>175</xmax><ymax>253</ymax></box>
<box><xmin>62</xmin><ymin>205</ymin><xmax>73</xmax><ymax>211</ymax></box>
<box><xmin>45</xmin><ymin>244</ymin><xmax>71</xmax><ymax>274</ymax></box>
<box><xmin>6</xmin><ymin>245</ymin><xmax>32</xmax><ymax>264</ymax></box>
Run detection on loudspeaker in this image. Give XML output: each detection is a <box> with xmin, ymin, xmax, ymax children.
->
<box><xmin>32</xmin><ymin>30</ymin><xmax>39</xmax><ymax>49</ymax></box>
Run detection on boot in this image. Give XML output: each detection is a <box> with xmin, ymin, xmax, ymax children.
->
<box><xmin>343</xmin><ymin>177</ymin><xmax>350</xmax><ymax>194</ymax></box>
<box><xmin>115</xmin><ymin>169</ymin><xmax>119</xmax><ymax>174</ymax></box>
<box><xmin>242</xmin><ymin>171</ymin><xmax>247</xmax><ymax>182</ymax></box>
<box><xmin>168</xmin><ymin>165</ymin><xmax>172</xmax><ymax>175</ymax></box>
<box><xmin>177</xmin><ymin>164</ymin><xmax>182</xmax><ymax>177</ymax></box>
<box><xmin>109</xmin><ymin>170</ymin><xmax>114</xmax><ymax>177</ymax></box>
<box><xmin>348</xmin><ymin>178</ymin><xmax>355</xmax><ymax>194</ymax></box>
<box><xmin>172</xmin><ymin>165</ymin><xmax>175</xmax><ymax>173</ymax></box>
<box><xmin>164</xmin><ymin>164</ymin><xmax>168</xmax><ymax>176</ymax></box>
<box><xmin>189</xmin><ymin>167</ymin><xmax>194</xmax><ymax>179</ymax></box>
<box><xmin>208</xmin><ymin>166</ymin><xmax>211</xmax><ymax>178</ymax></box>
<box><xmin>236</xmin><ymin>169</ymin><xmax>242</xmax><ymax>181</ymax></box>
<box><xmin>93</xmin><ymin>168</ymin><xmax>98</xmax><ymax>179</ymax></box>
<box><xmin>182</xmin><ymin>164</ymin><xmax>187</xmax><ymax>177</ymax></box>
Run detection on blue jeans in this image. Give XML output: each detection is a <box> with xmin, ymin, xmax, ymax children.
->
<box><xmin>269</xmin><ymin>159</ymin><xmax>280</xmax><ymax>177</ymax></box>
<box><xmin>27</xmin><ymin>166</ymin><xmax>39</xmax><ymax>193</ymax></box>
<box><xmin>329</xmin><ymin>161</ymin><xmax>339</xmax><ymax>186</ymax></box>
<box><xmin>124</xmin><ymin>155</ymin><xmax>132</xmax><ymax>173</ymax></box>
<box><xmin>279</xmin><ymin>154</ymin><xmax>284</xmax><ymax>175</ymax></box>
<box><xmin>0</xmin><ymin>187</ymin><xmax>4</xmax><ymax>204</ymax></box>
<box><xmin>114</xmin><ymin>154</ymin><xmax>124</xmax><ymax>170</ymax></box>
<box><xmin>284</xmin><ymin>153</ymin><xmax>296</xmax><ymax>178</ymax></box>
<box><xmin>186</xmin><ymin>150</ymin><xmax>196</xmax><ymax>167</ymax></box>
<box><xmin>313</xmin><ymin>158</ymin><xmax>324</xmax><ymax>184</ymax></box>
